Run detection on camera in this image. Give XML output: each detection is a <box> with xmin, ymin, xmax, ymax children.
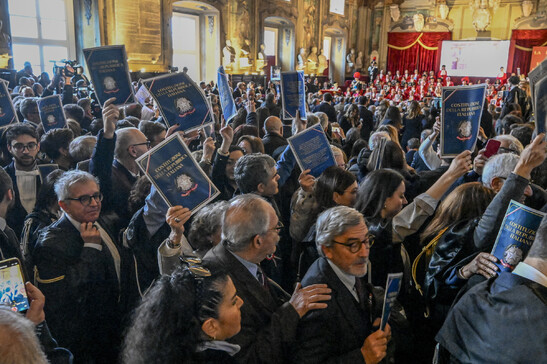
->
<box><xmin>53</xmin><ymin>59</ymin><xmax>83</xmax><ymax>78</ymax></box>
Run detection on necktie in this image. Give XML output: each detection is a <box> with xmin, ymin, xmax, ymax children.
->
<box><xmin>354</xmin><ymin>278</ymin><xmax>366</xmax><ymax>310</ymax></box>
<box><xmin>256</xmin><ymin>266</ymin><xmax>268</xmax><ymax>290</ymax></box>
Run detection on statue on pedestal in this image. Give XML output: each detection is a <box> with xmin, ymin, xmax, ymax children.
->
<box><xmin>297</xmin><ymin>47</ymin><xmax>307</xmax><ymax>71</ymax></box>
<box><xmin>239</xmin><ymin>39</ymin><xmax>251</xmax><ymax>69</ymax></box>
<box><xmin>346</xmin><ymin>48</ymin><xmax>356</xmax><ymax>74</ymax></box>
<box><xmin>318</xmin><ymin>49</ymin><xmax>328</xmax><ymax>75</ymax></box>
<box><xmin>307</xmin><ymin>46</ymin><xmax>319</xmax><ymax>74</ymax></box>
<box><xmin>256</xmin><ymin>43</ymin><xmax>266</xmax><ymax>72</ymax></box>
<box><xmin>355</xmin><ymin>51</ymin><xmax>363</xmax><ymax>72</ymax></box>
<box><xmin>223</xmin><ymin>39</ymin><xmax>236</xmax><ymax>69</ymax></box>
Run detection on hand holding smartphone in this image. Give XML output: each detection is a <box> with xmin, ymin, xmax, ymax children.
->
<box><xmin>0</xmin><ymin>258</ymin><xmax>29</xmax><ymax>314</ymax></box>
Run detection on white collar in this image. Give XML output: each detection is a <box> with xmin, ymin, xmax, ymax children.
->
<box><xmin>0</xmin><ymin>217</ymin><xmax>6</xmax><ymax>232</ymax></box>
<box><xmin>513</xmin><ymin>262</ymin><xmax>547</xmax><ymax>288</ymax></box>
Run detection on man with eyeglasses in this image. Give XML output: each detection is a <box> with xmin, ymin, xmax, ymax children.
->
<box><xmin>294</xmin><ymin>205</ymin><xmax>392</xmax><ymax>364</ymax></box>
<box><xmin>90</xmin><ymin>97</ymin><xmax>152</xmax><ymax>229</ymax></box>
<box><xmin>33</xmin><ymin>170</ymin><xmax>127</xmax><ymax>363</ymax></box>
<box><xmin>3</xmin><ymin>124</ymin><xmax>42</xmax><ymax>236</ymax></box>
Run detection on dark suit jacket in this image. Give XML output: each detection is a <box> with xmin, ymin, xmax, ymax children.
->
<box><xmin>262</xmin><ymin>133</ymin><xmax>288</xmax><ymax>157</ymax></box>
<box><xmin>358</xmin><ymin>105</ymin><xmax>374</xmax><ymax>142</ymax></box>
<box><xmin>436</xmin><ymin>272</ymin><xmax>547</xmax><ymax>363</ymax></box>
<box><xmin>294</xmin><ymin>257</ymin><xmax>375</xmax><ymax>364</ymax></box>
<box><xmin>501</xmin><ymin>86</ymin><xmax>526</xmax><ymax>118</ymax></box>
<box><xmin>34</xmin><ymin>214</ymin><xmax>131</xmax><ymax>363</ymax></box>
<box><xmin>313</xmin><ymin>102</ymin><xmax>337</xmax><ymax>123</ymax></box>
<box><xmin>203</xmin><ymin>242</ymin><xmax>300</xmax><ymax>364</ymax></box>
<box><xmin>4</xmin><ymin>161</ymin><xmax>41</xmax><ymax>237</ymax></box>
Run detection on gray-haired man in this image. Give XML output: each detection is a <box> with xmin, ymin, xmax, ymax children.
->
<box><xmin>34</xmin><ymin>170</ymin><xmax>127</xmax><ymax>363</ymax></box>
<box><xmin>294</xmin><ymin>206</ymin><xmax>391</xmax><ymax>364</ymax></box>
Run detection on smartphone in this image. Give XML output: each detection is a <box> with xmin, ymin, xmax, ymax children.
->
<box><xmin>0</xmin><ymin>258</ymin><xmax>29</xmax><ymax>313</ymax></box>
<box><xmin>484</xmin><ymin>139</ymin><xmax>501</xmax><ymax>158</ymax></box>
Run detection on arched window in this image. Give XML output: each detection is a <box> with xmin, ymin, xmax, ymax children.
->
<box><xmin>8</xmin><ymin>0</ymin><xmax>76</xmax><ymax>74</ymax></box>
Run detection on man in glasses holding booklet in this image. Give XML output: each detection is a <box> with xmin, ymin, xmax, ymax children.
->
<box><xmin>33</xmin><ymin>169</ymin><xmax>127</xmax><ymax>363</ymax></box>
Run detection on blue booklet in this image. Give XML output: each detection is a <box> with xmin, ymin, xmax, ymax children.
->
<box><xmin>217</xmin><ymin>66</ymin><xmax>237</xmax><ymax>123</ymax></box>
<box><xmin>380</xmin><ymin>273</ymin><xmax>403</xmax><ymax>331</ymax></box>
<box><xmin>280</xmin><ymin>71</ymin><xmax>307</xmax><ymax>121</ymax></box>
<box><xmin>83</xmin><ymin>45</ymin><xmax>135</xmax><ymax>107</ymax></box>
<box><xmin>0</xmin><ymin>80</ymin><xmax>18</xmax><ymax>127</ymax></box>
<box><xmin>440</xmin><ymin>84</ymin><xmax>486</xmax><ymax>157</ymax></box>
<box><xmin>37</xmin><ymin>164</ymin><xmax>59</xmax><ymax>181</ymax></box>
<box><xmin>288</xmin><ymin>123</ymin><xmax>336</xmax><ymax>178</ymax></box>
<box><xmin>141</xmin><ymin>72</ymin><xmax>214</xmax><ymax>133</ymax></box>
<box><xmin>37</xmin><ymin>95</ymin><xmax>67</xmax><ymax>132</ymax></box>
<box><xmin>491</xmin><ymin>200</ymin><xmax>546</xmax><ymax>273</ymax></box>
<box><xmin>136</xmin><ymin>133</ymin><xmax>219</xmax><ymax>213</ymax></box>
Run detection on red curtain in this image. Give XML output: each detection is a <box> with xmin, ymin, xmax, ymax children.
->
<box><xmin>508</xmin><ymin>29</ymin><xmax>547</xmax><ymax>75</ymax></box>
<box><xmin>387</xmin><ymin>32</ymin><xmax>451</xmax><ymax>74</ymax></box>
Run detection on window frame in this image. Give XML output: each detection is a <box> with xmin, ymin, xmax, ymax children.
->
<box><xmin>8</xmin><ymin>0</ymin><xmax>76</xmax><ymax>74</ymax></box>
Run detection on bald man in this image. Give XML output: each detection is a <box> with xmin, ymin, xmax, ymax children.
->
<box><xmin>90</xmin><ymin>98</ymin><xmax>152</xmax><ymax>229</ymax></box>
<box><xmin>262</xmin><ymin>116</ymin><xmax>288</xmax><ymax>158</ymax></box>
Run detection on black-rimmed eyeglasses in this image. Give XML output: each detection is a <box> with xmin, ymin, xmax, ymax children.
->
<box><xmin>130</xmin><ymin>141</ymin><xmax>151</xmax><ymax>149</ymax></box>
<box><xmin>11</xmin><ymin>142</ymin><xmax>38</xmax><ymax>152</ymax></box>
<box><xmin>332</xmin><ymin>234</ymin><xmax>375</xmax><ymax>253</ymax></box>
<box><xmin>65</xmin><ymin>192</ymin><xmax>103</xmax><ymax>206</ymax></box>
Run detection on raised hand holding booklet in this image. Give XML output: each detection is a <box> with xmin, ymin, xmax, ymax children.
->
<box><xmin>141</xmin><ymin>72</ymin><xmax>214</xmax><ymax>133</ymax></box>
<box><xmin>0</xmin><ymin>80</ymin><xmax>18</xmax><ymax>127</ymax></box>
<box><xmin>217</xmin><ymin>66</ymin><xmax>237</xmax><ymax>123</ymax></box>
<box><xmin>490</xmin><ymin>200</ymin><xmax>546</xmax><ymax>272</ymax></box>
<box><xmin>136</xmin><ymin>133</ymin><xmax>219</xmax><ymax>213</ymax></box>
<box><xmin>280</xmin><ymin>71</ymin><xmax>307</xmax><ymax>121</ymax></box>
<box><xmin>83</xmin><ymin>45</ymin><xmax>135</xmax><ymax>106</ymax></box>
<box><xmin>37</xmin><ymin>95</ymin><xmax>67</xmax><ymax>132</ymax></box>
<box><xmin>440</xmin><ymin>84</ymin><xmax>486</xmax><ymax>157</ymax></box>
<box><xmin>380</xmin><ymin>273</ymin><xmax>403</xmax><ymax>331</ymax></box>
<box><xmin>288</xmin><ymin>123</ymin><xmax>336</xmax><ymax>178</ymax></box>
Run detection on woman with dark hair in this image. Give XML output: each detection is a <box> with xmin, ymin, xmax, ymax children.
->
<box><xmin>122</xmin><ymin>264</ymin><xmax>243</xmax><ymax>364</ymax></box>
<box><xmin>21</xmin><ymin>169</ymin><xmax>64</xmax><ymax>273</ymax></box>
<box><xmin>237</xmin><ymin>135</ymin><xmax>265</xmax><ymax>154</ymax></box>
<box><xmin>290</xmin><ymin>166</ymin><xmax>358</xmax><ymax>276</ymax></box>
<box><xmin>338</xmin><ymin>103</ymin><xmax>359</xmax><ymax>134</ymax></box>
<box><xmin>354</xmin><ymin>150</ymin><xmax>472</xmax><ymax>289</ymax></box>
<box><xmin>401</xmin><ymin>100</ymin><xmax>424</xmax><ymax>148</ymax></box>
<box><xmin>380</xmin><ymin>105</ymin><xmax>403</xmax><ymax>130</ymax></box>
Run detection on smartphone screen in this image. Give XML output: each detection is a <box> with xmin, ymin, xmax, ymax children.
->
<box><xmin>484</xmin><ymin>139</ymin><xmax>501</xmax><ymax>159</ymax></box>
<box><xmin>0</xmin><ymin>258</ymin><xmax>29</xmax><ymax>313</ymax></box>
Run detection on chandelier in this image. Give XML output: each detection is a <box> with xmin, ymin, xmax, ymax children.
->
<box><xmin>469</xmin><ymin>0</ymin><xmax>501</xmax><ymax>31</ymax></box>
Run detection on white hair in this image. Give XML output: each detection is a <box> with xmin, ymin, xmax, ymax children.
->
<box><xmin>482</xmin><ymin>153</ymin><xmax>519</xmax><ymax>188</ymax></box>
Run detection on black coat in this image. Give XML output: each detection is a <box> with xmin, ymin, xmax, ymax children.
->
<box><xmin>33</xmin><ymin>215</ymin><xmax>132</xmax><ymax>363</ymax></box>
<box><xmin>436</xmin><ymin>272</ymin><xmax>547</xmax><ymax>363</ymax></box>
<box><xmin>294</xmin><ymin>257</ymin><xmax>375</xmax><ymax>364</ymax></box>
<box><xmin>358</xmin><ymin>105</ymin><xmax>374</xmax><ymax>142</ymax></box>
<box><xmin>313</xmin><ymin>102</ymin><xmax>337</xmax><ymax>123</ymax></box>
<box><xmin>203</xmin><ymin>242</ymin><xmax>300</xmax><ymax>364</ymax></box>
<box><xmin>262</xmin><ymin>133</ymin><xmax>288</xmax><ymax>158</ymax></box>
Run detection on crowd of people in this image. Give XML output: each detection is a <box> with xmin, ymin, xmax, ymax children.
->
<box><xmin>0</xmin><ymin>60</ymin><xmax>546</xmax><ymax>364</ymax></box>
